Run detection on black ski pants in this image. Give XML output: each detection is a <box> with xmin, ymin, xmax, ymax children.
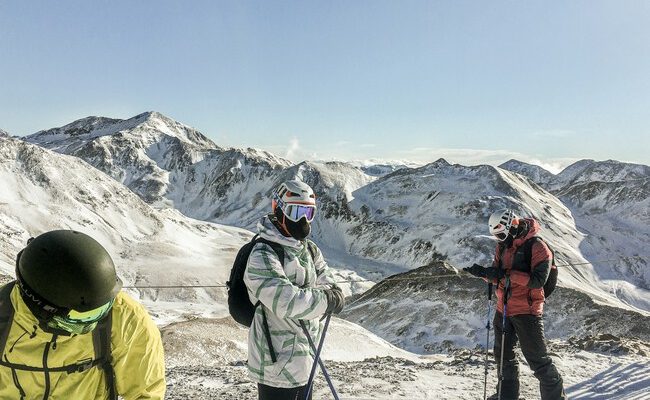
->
<box><xmin>493</xmin><ymin>312</ymin><xmax>566</xmax><ymax>400</ymax></box>
<box><xmin>258</xmin><ymin>383</ymin><xmax>312</xmax><ymax>400</ymax></box>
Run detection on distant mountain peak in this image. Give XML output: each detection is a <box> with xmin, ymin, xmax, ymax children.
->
<box><xmin>499</xmin><ymin>159</ymin><xmax>553</xmax><ymax>173</ymax></box>
<box><xmin>499</xmin><ymin>159</ymin><xmax>556</xmax><ymax>185</ymax></box>
<box><xmin>131</xmin><ymin>110</ymin><xmax>181</xmax><ymax>127</ymax></box>
<box><xmin>432</xmin><ymin>158</ymin><xmax>451</xmax><ymax>166</ymax></box>
<box><xmin>0</xmin><ymin>128</ymin><xmax>9</xmax><ymax>138</ymax></box>
<box><xmin>557</xmin><ymin>159</ymin><xmax>649</xmax><ymax>185</ymax></box>
<box><xmin>26</xmin><ymin>111</ymin><xmax>217</xmax><ymax>150</ymax></box>
<box><xmin>34</xmin><ymin>116</ymin><xmax>122</xmax><ymax>137</ymax></box>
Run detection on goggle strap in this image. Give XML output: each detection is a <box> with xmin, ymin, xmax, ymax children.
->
<box><xmin>16</xmin><ymin>275</ymin><xmax>64</xmax><ymax>319</ymax></box>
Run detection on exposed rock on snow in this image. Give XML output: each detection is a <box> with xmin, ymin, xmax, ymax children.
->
<box><xmin>342</xmin><ymin>261</ymin><xmax>650</xmax><ymax>354</ymax></box>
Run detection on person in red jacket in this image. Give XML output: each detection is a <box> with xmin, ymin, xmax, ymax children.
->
<box><xmin>464</xmin><ymin>209</ymin><xmax>566</xmax><ymax>400</ymax></box>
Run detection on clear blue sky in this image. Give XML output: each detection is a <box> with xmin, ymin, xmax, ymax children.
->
<box><xmin>1</xmin><ymin>1</ymin><xmax>648</xmax><ymax>171</ymax></box>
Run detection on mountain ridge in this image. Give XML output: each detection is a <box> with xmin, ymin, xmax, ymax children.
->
<box><xmin>18</xmin><ymin>112</ymin><xmax>650</xmax><ymax>316</ymax></box>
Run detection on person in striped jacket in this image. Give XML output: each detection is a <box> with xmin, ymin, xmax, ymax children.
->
<box><xmin>244</xmin><ymin>180</ymin><xmax>345</xmax><ymax>400</ymax></box>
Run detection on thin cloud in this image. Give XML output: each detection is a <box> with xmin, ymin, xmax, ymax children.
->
<box><xmin>252</xmin><ymin>142</ymin><xmax>578</xmax><ymax>174</ymax></box>
<box><xmin>285</xmin><ymin>137</ymin><xmax>300</xmax><ymax>160</ymax></box>
<box><xmin>396</xmin><ymin>147</ymin><xmax>576</xmax><ymax>173</ymax></box>
<box><xmin>531</xmin><ymin>129</ymin><xmax>576</xmax><ymax>138</ymax></box>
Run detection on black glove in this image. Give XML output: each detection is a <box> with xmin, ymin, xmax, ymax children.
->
<box><xmin>463</xmin><ymin>264</ymin><xmax>506</xmax><ymax>281</ymax></box>
<box><xmin>484</xmin><ymin>267</ymin><xmax>505</xmax><ymax>280</ymax></box>
<box><xmin>463</xmin><ymin>263</ymin><xmax>486</xmax><ymax>278</ymax></box>
<box><xmin>323</xmin><ymin>286</ymin><xmax>345</xmax><ymax>314</ymax></box>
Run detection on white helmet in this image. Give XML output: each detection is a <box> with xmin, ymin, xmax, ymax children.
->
<box><xmin>272</xmin><ymin>180</ymin><xmax>316</xmax><ymax>222</ymax></box>
<box><xmin>488</xmin><ymin>209</ymin><xmax>519</xmax><ymax>241</ymax></box>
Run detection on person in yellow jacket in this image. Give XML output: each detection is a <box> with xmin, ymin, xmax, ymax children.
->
<box><xmin>0</xmin><ymin>230</ymin><xmax>165</xmax><ymax>399</ymax></box>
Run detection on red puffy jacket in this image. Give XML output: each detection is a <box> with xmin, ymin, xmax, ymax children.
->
<box><xmin>492</xmin><ymin>218</ymin><xmax>553</xmax><ymax>317</ymax></box>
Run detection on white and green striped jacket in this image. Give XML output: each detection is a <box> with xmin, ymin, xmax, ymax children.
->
<box><xmin>244</xmin><ymin>215</ymin><xmax>337</xmax><ymax>388</ymax></box>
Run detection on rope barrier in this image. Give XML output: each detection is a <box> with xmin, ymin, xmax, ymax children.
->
<box><xmin>122</xmin><ymin>255</ymin><xmax>648</xmax><ymax>290</ymax></box>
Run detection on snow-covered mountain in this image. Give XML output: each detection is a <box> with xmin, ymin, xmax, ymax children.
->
<box><xmin>0</xmin><ymin>129</ymin><xmax>9</xmax><ymax>138</ymax></box>
<box><xmin>0</xmin><ymin>134</ymin><xmax>370</xmax><ymax>307</ymax></box>
<box><xmin>6</xmin><ymin>113</ymin><xmax>650</xmax><ymax>398</ymax></box>
<box><xmin>24</xmin><ymin>112</ymin><xmax>650</xmax><ymax>314</ymax></box>
<box><xmin>3</xmin><ymin>135</ymin><xmax>490</xmax><ymax>399</ymax></box>
<box><xmin>553</xmin><ymin>162</ymin><xmax>650</xmax><ymax>309</ymax></box>
<box><xmin>23</xmin><ymin>112</ymin><xmax>373</xmax><ymax>229</ymax></box>
<box><xmin>499</xmin><ymin>159</ymin><xmax>556</xmax><ymax>186</ymax></box>
<box><xmin>25</xmin><ymin>112</ymin><xmax>224</xmax><ymax>205</ymax></box>
<box><xmin>502</xmin><ymin>159</ymin><xmax>650</xmax><ymax>305</ymax></box>
<box><xmin>555</xmin><ymin>159</ymin><xmax>650</xmax><ymax>188</ymax></box>
<box><xmin>0</xmin><ymin>134</ymin><xmax>254</xmax><ymax>321</ymax></box>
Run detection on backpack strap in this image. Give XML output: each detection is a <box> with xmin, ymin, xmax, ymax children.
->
<box><xmin>305</xmin><ymin>240</ymin><xmax>318</xmax><ymax>261</ymax></box>
<box><xmin>496</xmin><ymin>244</ymin><xmax>506</xmax><ymax>270</ymax></box>
<box><xmin>523</xmin><ymin>236</ymin><xmax>558</xmax><ymax>297</ymax></box>
<box><xmin>258</xmin><ymin>305</ymin><xmax>276</xmax><ymax>363</ymax></box>
<box><xmin>523</xmin><ymin>236</ymin><xmax>549</xmax><ymax>270</ymax></box>
<box><xmin>93</xmin><ymin>311</ymin><xmax>117</xmax><ymax>400</ymax></box>
<box><xmin>250</xmin><ymin>237</ymin><xmax>284</xmax><ymax>364</ymax></box>
<box><xmin>0</xmin><ymin>281</ymin><xmax>17</xmax><ymax>358</ymax></box>
<box><xmin>255</xmin><ymin>238</ymin><xmax>285</xmax><ymax>265</ymax></box>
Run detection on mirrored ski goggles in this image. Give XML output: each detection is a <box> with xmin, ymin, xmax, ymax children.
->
<box><xmin>281</xmin><ymin>202</ymin><xmax>316</xmax><ymax>222</ymax></box>
<box><xmin>66</xmin><ymin>300</ymin><xmax>114</xmax><ymax>322</ymax></box>
<box><xmin>48</xmin><ymin>300</ymin><xmax>114</xmax><ymax>335</ymax></box>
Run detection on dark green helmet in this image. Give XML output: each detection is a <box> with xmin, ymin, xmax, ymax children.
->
<box><xmin>16</xmin><ymin>230</ymin><xmax>122</xmax><ymax>313</ymax></box>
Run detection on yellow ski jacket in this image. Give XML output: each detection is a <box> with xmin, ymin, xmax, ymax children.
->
<box><xmin>0</xmin><ymin>286</ymin><xmax>165</xmax><ymax>399</ymax></box>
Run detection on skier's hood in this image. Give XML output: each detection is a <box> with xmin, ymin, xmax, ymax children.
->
<box><xmin>256</xmin><ymin>214</ymin><xmax>304</xmax><ymax>249</ymax></box>
<box><xmin>514</xmin><ymin>217</ymin><xmax>542</xmax><ymax>247</ymax></box>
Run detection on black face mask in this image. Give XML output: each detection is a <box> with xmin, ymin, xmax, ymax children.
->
<box><xmin>285</xmin><ymin>218</ymin><xmax>311</xmax><ymax>241</ymax></box>
<box><xmin>503</xmin><ymin>221</ymin><xmax>529</xmax><ymax>247</ymax></box>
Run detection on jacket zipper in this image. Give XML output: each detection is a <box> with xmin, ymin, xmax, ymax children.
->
<box><xmin>42</xmin><ymin>334</ymin><xmax>57</xmax><ymax>400</ymax></box>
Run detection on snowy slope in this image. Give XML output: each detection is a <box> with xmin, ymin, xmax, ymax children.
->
<box><xmin>342</xmin><ymin>261</ymin><xmax>650</xmax><ymax>353</ymax></box>
<box><xmin>0</xmin><ymin>135</ymin><xmax>370</xmax><ymax>313</ymax></box>
<box><xmin>0</xmin><ymin>135</ymin><xmax>252</xmax><ymax>320</ymax></box>
<box><xmin>552</xmin><ymin>162</ymin><xmax>650</xmax><ymax>312</ymax></box>
<box><xmin>499</xmin><ymin>159</ymin><xmax>650</xmax><ymax>311</ymax></box>
<box><xmin>165</xmin><ymin>331</ymin><xmax>650</xmax><ymax>399</ymax></box>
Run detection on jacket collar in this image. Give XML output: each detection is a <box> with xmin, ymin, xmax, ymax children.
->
<box><xmin>512</xmin><ymin>218</ymin><xmax>541</xmax><ymax>247</ymax></box>
<box><xmin>257</xmin><ymin>215</ymin><xmax>304</xmax><ymax>249</ymax></box>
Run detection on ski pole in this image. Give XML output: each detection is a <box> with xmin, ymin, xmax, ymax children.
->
<box><xmin>497</xmin><ymin>277</ymin><xmax>510</xmax><ymax>400</ymax></box>
<box><xmin>299</xmin><ymin>317</ymin><xmax>340</xmax><ymax>400</ymax></box>
<box><xmin>303</xmin><ymin>313</ymin><xmax>336</xmax><ymax>400</ymax></box>
<box><xmin>483</xmin><ymin>282</ymin><xmax>493</xmax><ymax>400</ymax></box>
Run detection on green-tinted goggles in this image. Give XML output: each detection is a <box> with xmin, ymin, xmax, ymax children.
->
<box><xmin>65</xmin><ymin>300</ymin><xmax>114</xmax><ymax>323</ymax></box>
<box><xmin>47</xmin><ymin>300</ymin><xmax>114</xmax><ymax>335</ymax></box>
